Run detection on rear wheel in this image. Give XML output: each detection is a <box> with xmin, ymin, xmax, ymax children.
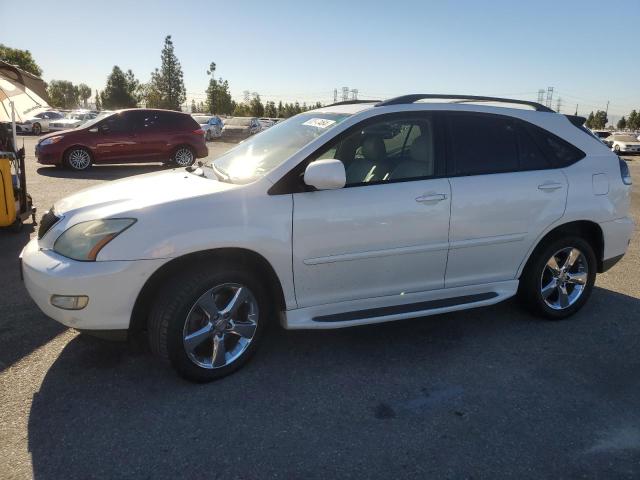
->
<box><xmin>171</xmin><ymin>146</ymin><xmax>195</xmax><ymax>167</ymax></box>
<box><xmin>518</xmin><ymin>236</ymin><xmax>596</xmax><ymax>319</ymax></box>
<box><xmin>148</xmin><ymin>263</ymin><xmax>269</xmax><ymax>382</ymax></box>
<box><xmin>64</xmin><ymin>147</ymin><xmax>92</xmax><ymax>171</ymax></box>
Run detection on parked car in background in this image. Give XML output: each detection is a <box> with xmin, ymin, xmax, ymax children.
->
<box><xmin>609</xmin><ymin>134</ymin><xmax>640</xmax><ymax>154</ymax></box>
<box><xmin>220</xmin><ymin>116</ymin><xmax>261</xmax><ymax>141</ymax></box>
<box><xmin>21</xmin><ymin>94</ymin><xmax>634</xmax><ymax>381</ymax></box>
<box><xmin>35</xmin><ymin>108</ymin><xmax>208</xmax><ymax>171</ymax></box>
<box><xmin>258</xmin><ymin>117</ymin><xmax>275</xmax><ymax>129</ymax></box>
<box><xmin>49</xmin><ymin>112</ymin><xmax>98</xmax><ymax>131</ymax></box>
<box><xmin>591</xmin><ymin>129</ymin><xmax>613</xmax><ymax>147</ymax></box>
<box><xmin>193</xmin><ymin>114</ymin><xmax>223</xmax><ymax>141</ymax></box>
<box><xmin>16</xmin><ymin>110</ymin><xmax>64</xmax><ymax>135</ymax></box>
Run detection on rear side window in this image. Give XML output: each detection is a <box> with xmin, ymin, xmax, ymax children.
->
<box><xmin>525</xmin><ymin>124</ymin><xmax>585</xmax><ymax>167</ymax></box>
<box><xmin>447</xmin><ymin>113</ymin><xmax>518</xmax><ymax>175</ymax></box>
<box><xmin>164</xmin><ymin>112</ymin><xmax>199</xmax><ymax>130</ymax></box>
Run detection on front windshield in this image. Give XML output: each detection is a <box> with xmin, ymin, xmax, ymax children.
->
<box><xmin>81</xmin><ymin>111</ymin><xmax>115</xmax><ymax>129</ymax></box>
<box><xmin>225</xmin><ymin>117</ymin><xmax>252</xmax><ymax>126</ymax></box>
<box><xmin>210</xmin><ymin>112</ymin><xmax>351</xmax><ymax>184</ymax></box>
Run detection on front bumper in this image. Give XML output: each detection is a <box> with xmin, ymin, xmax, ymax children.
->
<box><xmin>35</xmin><ymin>143</ymin><xmax>63</xmax><ymax>165</ymax></box>
<box><xmin>21</xmin><ymin>238</ymin><xmax>166</xmax><ymax>330</ymax></box>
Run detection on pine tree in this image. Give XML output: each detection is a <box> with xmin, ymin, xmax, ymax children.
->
<box><xmin>617</xmin><ymin>116</ymin><xmax>627</xmax><ymax>130</ymax></box>
<box><xmin>147</xmin><ymin>35</ymin><xmax>186</xmax><ymax>111</ymax></box>
<box><xmin>205</xmin><ymin>62</ymin><xmax>234</xmax><ymax>114</ymax></box>
<box><xmin>100</xmin><ymin>66</ymin><xmax>139</xmax><ymax>109</ymax></box>
<box><xmin>585</xmin><ymin>112</ymin><xmax>595</xmax><ymax>129</ymax></box>
<box><xmin>276</xmin><ymin>101</ymin><xmax>284</xmax><ymax>118</ymax></box>
<box><xmin>628</xmin><ymin>110</ymin><xmax>638</xmax><ymax>130</ymax></box>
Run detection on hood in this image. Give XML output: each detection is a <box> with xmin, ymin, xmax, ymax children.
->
<box><xmin>54</xmin><ymin>169</ymin><xmax>236</xmax><ymax>219</ymax></box>
<box><xmin>38</xmin><ymin>128</ymin><xmax>82</xmax><ymax>142</ymax></box>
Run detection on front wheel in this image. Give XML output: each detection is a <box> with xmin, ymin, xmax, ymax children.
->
<box><xmin>148</xmin><ymin>263</ymin><xmax>269</xmax><ymax>382</ymax></box>
<box><xmin>171</xmin><ymin>146</ymin><xmax>196</xmax><ymax>167</ymax></box>
<box><xmin>614</xmin><ymin>144</ymin><xmax>620</xmax><ymax>153</ymax></box>
<box><xmin>64</xmin><ymin>147</ymin><xmax>92</xmax><ymax>171</ymax></box>
<box><xmin>518</xmin><ymin>236</ymin><xmax>597</xmax><ymax>319</ymax></box>
<box><xmin>32</xmin><ymin>123</ymin><xmax>42</xmax><ymax>135</ymax></box>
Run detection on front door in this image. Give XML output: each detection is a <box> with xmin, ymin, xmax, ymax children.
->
<box><xmin>292</xmin><ymin>113</ymin><xmax>451</xmax><ymax>308</ymax></box>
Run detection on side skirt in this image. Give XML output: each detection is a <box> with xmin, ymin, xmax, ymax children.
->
<box><xmin>281</xmin><ymin>280</ymin><xmax>519</xmax><ymax>330</ymax></box>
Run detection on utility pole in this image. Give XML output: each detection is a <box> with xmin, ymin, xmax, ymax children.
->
<box><xmin>575</xmin><ymin>104</ymin><xmax>578</xmax><ymax>115</ymax></box>
<box><xmin>556</xmin><ymin>97</ymin><xmax>562</xmax><ymax>113</ymax></box>
<box><xmin>605</xmin><ymin>100</ymin><xmax>609</xmax><ymax>116</ymax></box>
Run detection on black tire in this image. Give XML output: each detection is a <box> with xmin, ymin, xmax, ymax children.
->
<box><xmin>205</xmin><ymin>130</ymin><xmax>213</xmax><ymax>141</ymax></box>
<box><xmin>614</xmin><ymin>144</ymin><xmax>620</xmax><ymax>153</ymax></box>
<box><xmin>148</xmin><ymin>262</ymin><xmax>270</xmax><ymax>382</ymax></box>
<box><xmin>518</xmin><ymin>236</ymin><xmax>597</xmax><ymax>319</ymax></box>
<box><xmin>170</xmin><ymin>145</ymin><xmax>196</xmax><ymax>167</ymax></box>
<box><xmin>32</xmin><ymin>123</ymin><xmax>41</xmax><ymax>136</ymax></box>
<box><xmin>64</xmin><ymin>147</ymin><xmax>92</xmax><ymax>171</ymax></box>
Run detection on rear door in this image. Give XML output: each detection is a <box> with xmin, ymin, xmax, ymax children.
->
<box><xmin>444</xmin><ymin>112</ymin><xmax>568</xmax><ymax>287</ymax></box>
<box><xmin>128</xmin><ymin>110</ymin><xmax>166</xmax><ymax>161</ymax></box>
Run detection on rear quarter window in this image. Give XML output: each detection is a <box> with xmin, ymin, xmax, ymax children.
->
<box><xmin>525</xmin><ymin>123</ymin><xmax>585</xmax><ymax>168</ymax></box>
<box><xmin>164</xmin><ymin>112</ymin><xmax>199</xmax><ymax>130</ymax></box>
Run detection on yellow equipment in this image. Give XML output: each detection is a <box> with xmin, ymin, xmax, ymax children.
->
<box><xmin>0</xmin><ymin>124</ymin><xmax>35</xmax><ymax>231</ymax></box>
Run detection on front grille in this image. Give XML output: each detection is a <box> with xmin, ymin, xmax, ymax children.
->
<box><xmin>38</xmin><ymin>209</ymin><xmax>60</xmax><ymax>239</ymax></box>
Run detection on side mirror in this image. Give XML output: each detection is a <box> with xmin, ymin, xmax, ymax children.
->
<box><xmin>303</xmin><ymin>159</ymin><xmax>346</xmax><ymax>190</ymax></box>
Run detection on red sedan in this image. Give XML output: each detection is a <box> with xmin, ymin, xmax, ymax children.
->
<box><xmin>35</xmin><ymin>109</ymin><xmax>208</xmax><ymax>171</ymax></box>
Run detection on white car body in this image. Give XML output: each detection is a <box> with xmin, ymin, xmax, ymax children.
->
<box><xmin>48</xmin><ymin>113</ymin><xmax>96</xmax><ymax>131</ymax></box>
<box><xmin>192</xmin><ymin>115</ymin><xmax>223</xmax><ymax>140</ymax></box>
<box><xmin>16</xmin><ymin>110</ymin><xmax>63</xmax><ymax>134</ymax></box>
<box><xmin>609</xmin><ymin>134</ymin><xmax>640</xmax><ymax>154</ymax></box>
<box><xmin>21</xmin><ymin>97</ymin><xmax>634</xmax><ymax>377</ymax></box>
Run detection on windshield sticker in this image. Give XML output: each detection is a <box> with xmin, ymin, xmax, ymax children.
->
<box><xmin>302</xmin><ymin>118</ymin><xmax>336</xmax><ymax>129</ymax></box>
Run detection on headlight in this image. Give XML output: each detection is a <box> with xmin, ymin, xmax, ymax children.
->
<box><xmin>53</xmin><ymin>218</ymin><xmax>136</xmax><ymax>261</ymax></box>
<box><xmin>40</xmin><ymin>136</ymin><xmax>64</xmax><ymax>146</ymax></box>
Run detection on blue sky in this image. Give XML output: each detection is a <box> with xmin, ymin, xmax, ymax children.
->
<box><xmin>2</xmin><ymin>0</ymin><xmax>639</xmax><ymax>118</ymax></box>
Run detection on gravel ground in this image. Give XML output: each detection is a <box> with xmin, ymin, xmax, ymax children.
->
<box><xmin>1</xmin><ymin>136</ymin><xmax>639</xmax><ymax>479</ymax></box>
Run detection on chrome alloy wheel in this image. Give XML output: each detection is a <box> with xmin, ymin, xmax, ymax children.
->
<box><xmin>68</xmin><ymin>149</ymin><xmax>91</xmax><ymax>170</ymax></box>
<box><xmin>540</xmin><ymin>247</ymin><xmax>588</xmax><ymax>310</ymax></box>
<box><xmin>182</xmin><ymin>283</ymin><xmax>259</xmax><ymax>369</ymax></box>
<box><xmin>174</xmin><ymin>147</ymin><xmax>194</xmax><ymax>166</ymax></box>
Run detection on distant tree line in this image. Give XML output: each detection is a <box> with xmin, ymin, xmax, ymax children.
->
<box><xmin>615</xmin><ymin>110</ymin><xmax>639</xmax><ymax>131</ymax></box>
<box><xmin>585</xmin><ymin>109</ymin><xmax>640</xmax><ymax>131</ymax></box>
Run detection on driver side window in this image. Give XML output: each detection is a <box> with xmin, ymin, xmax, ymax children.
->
<box><xmin>315</xmin><ymin>115</ymin><xmax>436</xmax><ymax>187</ymax></box>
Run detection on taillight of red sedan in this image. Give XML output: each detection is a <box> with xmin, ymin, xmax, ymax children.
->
<box><xmin>193</xmin><ymin>129</ymin><xmax>205</xmax><ymax>136</ymax></box>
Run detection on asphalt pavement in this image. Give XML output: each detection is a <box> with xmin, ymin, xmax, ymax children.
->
<box><xmin>1</xmin><ymin>135</ymin><xmax>639</xmax><ymax>479</ymax></box>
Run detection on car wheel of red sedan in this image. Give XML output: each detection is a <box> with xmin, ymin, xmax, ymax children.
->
<box><xmin>64</xmin><ymin>147</ymin><xmax>92</xmax><ymax>171</ymax></box>
<box><xmin>172</xmin><ymin>146</ymin><xmax>196</xmax><ymax>167</ymax></box>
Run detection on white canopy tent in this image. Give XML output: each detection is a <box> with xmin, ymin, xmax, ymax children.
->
<box><xmin>0</xmin><ymin>61</ymin><xmax>50</xmax><ymax>152</ymax></box>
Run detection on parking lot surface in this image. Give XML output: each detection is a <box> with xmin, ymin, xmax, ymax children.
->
<box><xmin>1</xmin><ymin>136</ymin><xmax>639</xmax><ymax>479</ymax></box>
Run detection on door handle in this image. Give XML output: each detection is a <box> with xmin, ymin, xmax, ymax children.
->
<box><xmin>415</xmin><ymin>193</ymin><xmax>447</xmax><ymax>203</ymax></box>
<box><xmin>537</xmin><ymin>182</ymin><xmax>564</xmax><ymax>191</ymax></box>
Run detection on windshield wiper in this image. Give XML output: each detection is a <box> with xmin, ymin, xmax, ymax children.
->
<box><xmin>208</xmin><ymin>163</ymin><xmax>233</xmax><ymax>183</ymax></box>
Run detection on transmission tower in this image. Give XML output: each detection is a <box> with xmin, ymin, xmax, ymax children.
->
<box><xmin>341</xmin><ymin>87</ymin><xmax>350</xmax><ymax>102</ymax></box>
<box><xmin>333</xmin><ymin>89</ymin><xmax>338</xmax><ymax>103</ymax></box>
<box><xmin>545</xmin><ymin>87</ymin><xmax>554</xmax><ymax>108</ymax></box>
<box><xmin>537</xmin><ymin>89</ymin><xmax>545</xmax><ymax>103</ymax></box>
<box><xmin>350</xmin><ymin>89</ymin><xmax>358</xmax><ymax>100</ymax></box>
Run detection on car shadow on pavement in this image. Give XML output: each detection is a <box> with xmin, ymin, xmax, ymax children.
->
<box><xmin>36</xmin><ymin>164</ymin><xmax>173</xmax><ymax>181</ymax></box>
<box><xmin>25</xmin><ymin>286</ymin><xmax>640</xmax><ymax>478</ymax></box>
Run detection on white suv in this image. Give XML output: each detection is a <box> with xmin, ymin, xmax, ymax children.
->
<box><xmin>21</xmin><ymin>94</ymin><xmax>635</xmax><ymax>382</ymax></box>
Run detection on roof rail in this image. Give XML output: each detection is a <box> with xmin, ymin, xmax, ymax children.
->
<box><xmin>375</xmin><ymin>94</ymin><xmax>555</xmax><ymax>113</ymax></box>
<box><xmin>323</xmin><ymin>99</ymin><xmax>380</xmax><ymax>107</ymax></box>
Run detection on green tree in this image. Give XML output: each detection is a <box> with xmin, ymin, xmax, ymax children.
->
<box><xmin>628</xmin><ymin>110</ymin><xmax>639</xmax><ymax>130</ymax></box>
<box><xmin>95</xmin><ymin>90</ymin><xmax>102</xmax><ymax>110</ymax></box>
<box><xmin>190</xmin><ymin>99</ymin><xmax>197</xmax><ymax>113</ymax></box>
<box><xmin>146</xmin><ymin>35</ymin><xmax>186</xmax><ymax>111</ymax></box>
<box><xmin>205</xmin><ymin>62</ymin><xmax>234</xmax><ymax>114</ymax></box>
<box><xmin>47</xmin><ymin>80</ymin><xmax>79</xmax><ymax>109</ymax></box>
<box><xmin>276</xmin><ymin>101</ymin><xmax>284</xmax><ymax>118</ymax></box>
<box><xmin>264</xmin><ymin>101</ymin><xmax>277</xmax><ymax>117</ymax></box>
<box><xmin>77</xmin><ymin>83</ymin><xmax>92</xmax><ymax>108</ymax></box>
<box><xmin>617</xmin><ymin>116</ymin><xmax>627</xmax><ymax>130</ymax></box>
<box><xmin>249</xmin><ymin>94</ymin><xmax>265</xmax><ymax>117</ymax></box>
<box><xmin>585</xmin><ymin>111</ymin><xmax>595</xmax><ymax>129</ymax></box>
<box><xmin>100</xmin><ymin>66</ymin><xmax>139</xmax><ymax>109</ymax></box>
<box><xmin>593</xmin><ymin>110</ymin><xmax>608</xmax><ymax>129</ymax></box>
<box><xmin>0</xmin><ymin>44</ymin><xmax>42</xmax><ymax>76</ymax></box>
<box><xmin>233</xmin><ymin>103</ymin><xmax>249</xmax><ymax>116</ymax></box>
